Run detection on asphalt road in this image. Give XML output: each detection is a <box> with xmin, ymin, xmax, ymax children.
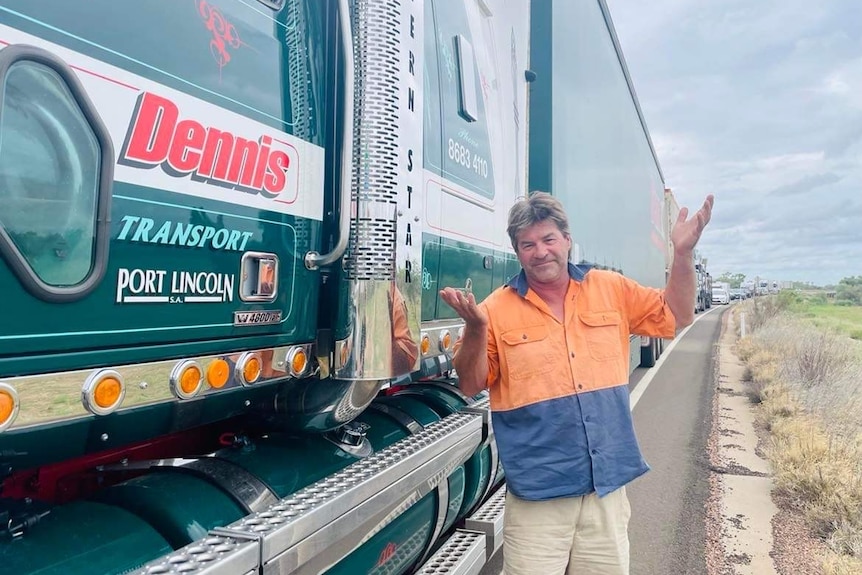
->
<box><xmin>477</xmin><ymin>305</ymin><xmax>725</xmax><ymax>575</ymax></box>
<box><xmin>628</xmin><ymin>306</ymin><xmax>723</xmax><ymax>575</ymax></box>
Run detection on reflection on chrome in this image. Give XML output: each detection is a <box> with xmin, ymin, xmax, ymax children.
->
<box><xmin>0</xmin><ymin>343</ymin><xmax>314</xmax><ymax>432</ymax></box>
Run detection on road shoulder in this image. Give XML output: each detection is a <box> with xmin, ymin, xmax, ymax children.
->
<box><xmin>706</xmin><ymin>306</ymin><xmax>778</xmax><ymax>575</ymax></box>
<box><xmin>707</xmin><ymin>305</ymin><xmax>831</xmax><ymax>575</ymax></box>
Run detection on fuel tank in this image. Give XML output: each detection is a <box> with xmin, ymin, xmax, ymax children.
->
<box><xmin>0</xmin><ymin>386</ymin><xmax>496</xmax><ymax>575</ymax></box>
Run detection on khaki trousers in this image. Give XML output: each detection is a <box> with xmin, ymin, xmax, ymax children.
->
<box><xmin>503</xmin><ymin>487</ymin><xmax>631</xmax><ymax>575</ymax></box>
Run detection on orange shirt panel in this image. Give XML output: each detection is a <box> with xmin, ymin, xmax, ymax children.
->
<box><xmin>471</xmin><ymin>269</ymin><xmax>675</xmax><ymax>411</ymax></box>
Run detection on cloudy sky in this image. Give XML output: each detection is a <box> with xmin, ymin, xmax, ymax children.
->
<box><xmin>605</xmin><ymin>0</ymin><xmax>862</xmax><ymax>286</ymax></box>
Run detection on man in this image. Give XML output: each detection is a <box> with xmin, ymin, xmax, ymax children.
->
<box><xmin>439</xmin><ymin>191</ymin><xmax>714</xmax><ymax>575</ymax></box>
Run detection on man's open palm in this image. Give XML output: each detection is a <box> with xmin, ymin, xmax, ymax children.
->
<box><xmin>672</xmin><ymin>194</ymin><xmax>714</xmax><ymax>253</ymax></box>
<box><xmin>439</xmin><ymin>287</ymin><xmax>489</xmax><ymax>328</ymax></box>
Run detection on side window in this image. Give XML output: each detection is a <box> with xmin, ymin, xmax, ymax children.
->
<box><xmin>0</xmin><ymin>45</ymin><xmax>113</xmax><ymax>302</ymax></box>
<box><xmin>423</xmin><ymin>0</ymin><xmax>443</xmax><ymax>174</ymax></box>
<box><xmin>434</xmin><ymin>0</ymin><xmax>495</xmax><ymax>197</ymax></box>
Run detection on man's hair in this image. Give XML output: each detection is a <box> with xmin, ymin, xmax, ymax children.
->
<box><xmin>507</xmin><ymin>191</ymin><xmax>571</xmax><ymax>252</ymax></box>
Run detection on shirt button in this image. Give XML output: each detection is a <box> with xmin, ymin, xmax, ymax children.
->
<box><xmin>578</xmin><ymin>384</ymin><xmax>584</xmax><ymax>390</ymax></box>
<box><xmin>591</xmin><ymin>449</ymin><xmax>598</xmax><ymax>455</ymax></box>
<box><xmin>584</xmin><ymin>416</ymin><xmax>591</xmax><ymax>422</ymax></box>
<box><xmin>570</xmin><ymin>352</ymin><xmax>575</xmax><ymax>358</ymax></box>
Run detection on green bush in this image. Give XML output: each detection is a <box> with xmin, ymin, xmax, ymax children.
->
<box><xmin>777</xmin><ymin>290</ymin><xmax>802</xmax><ymax>309</ymax></box>
<box><xmin>808</xmin><ymin>294</ymin><xmax>828</xmax><ymax>306</ymax></box>
<box><xmin>836</xmin><ymin>276</ymin><xmax>862</xmax><ymax>305</ymax></box>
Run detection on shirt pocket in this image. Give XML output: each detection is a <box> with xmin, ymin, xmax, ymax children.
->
<box><xmin>500</xmin><ymin>325</ymin><xmax>556</xmax><ymax>380</ymax></box>
<box><xmin>579</xmin><ymin>311</ymin><xmax>623</xmax><ymax>361</ymax></box>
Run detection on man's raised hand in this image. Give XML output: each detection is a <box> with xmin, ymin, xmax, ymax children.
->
<box><xmin>672</xmin><ymin>194</ymin><xmax>714</xmax><ymax>253</ymax></box>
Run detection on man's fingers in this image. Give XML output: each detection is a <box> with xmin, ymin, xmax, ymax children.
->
<box><xmin>439</xmin><ymin>288</ymin><xmax>476</xmax><ymax>317</ymax></box>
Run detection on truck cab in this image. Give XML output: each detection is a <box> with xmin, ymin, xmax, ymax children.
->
<box><xmin>0</xmin><ymin>1</ymin><xmax>529</xmax><ymax>572</ymax></box>
<box><xmin>0</xmin><ymin>1</ymin><xmax>674</xmax><ymax>573</ymax></box>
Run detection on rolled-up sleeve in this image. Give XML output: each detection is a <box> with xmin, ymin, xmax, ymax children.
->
<box><xmin>620</xmin><ymin>275</ymin><xmax>676</xmax><ymax>338</ymax></box>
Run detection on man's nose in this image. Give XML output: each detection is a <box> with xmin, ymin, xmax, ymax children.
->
<box><xmin>534</xmin><ymin>243</ymin><xmax>548</xmax><ymax>258</ymax></box>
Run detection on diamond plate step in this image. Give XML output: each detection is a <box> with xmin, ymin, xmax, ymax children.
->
<box><xmin>463</xmin><ymin>485</ymin><xmax>506</xmax><ymax>560</ymax></box>
<box><xmin>130</xmin><ymin>412</ymin><xmax>482</xmax><ymax>575</ymax></box>
<box><xmin>130</xmin><ymin>533</ymin><xmax>258</xmax><ymax>575</ymax></box>
<box><xmin>227</xmin><ymin>412</ymin><xmax>482</xmax><ymax>572</ymax></box>
<box><xmin>415</xmin><ymin>529</ymin><xmax>486</xmax><ymax>575</ymax></box>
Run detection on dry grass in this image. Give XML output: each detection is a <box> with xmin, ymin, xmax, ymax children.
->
<box><xmin>823</xmin><ymin>553</ymin><xmax>862</xmax><ymax>575</ymax></box>
<box><xmin>734</xmin><ymin>298</ymin><xmax>862</xmax><ymax>570</ymax></box>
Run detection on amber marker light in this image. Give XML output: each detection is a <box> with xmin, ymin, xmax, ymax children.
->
<box><xmin>236</xmin><ymin>352</ymin><xmax>262</xmax><ymax>386</ymax></box>
<box><xmin>439</xmin><ymin>330</ymin><xmax>452</xmax><ymax>352</ymax></box>
<box><xmin>420</xmin><ymin>334</ymin><xmax>431</xmax><ymax>355</ymax></box>
<box><xmin>288</xmin><ymin>348</ymin><xmax>309</xmax><ymax>377</ymax></box>
<box><xmin>82</xmin><ymin>370</ymin><xmax>126</xmax><ymax>416</ymax></box>
<box><xmin>170</xmin><ymin>360</ymin><xmax>203</xmax><ymax>400</ymax></box>
<box><xmin>0</xmin><ymin>383</ymin><xmax>20</xmax><ymax>432</ymax></box>
<box><xmin>207</xmin><ymin>358</ymin><xmax>230</xmax><ymax>389</ymax></box>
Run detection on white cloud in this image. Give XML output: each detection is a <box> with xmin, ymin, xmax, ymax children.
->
<box><xmin>606</xmin><ymin>0</ymin><xmax>862</xmax><ymax>285</ymax></box>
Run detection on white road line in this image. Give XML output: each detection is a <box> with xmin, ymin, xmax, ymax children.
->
<box><xmin>630</xmin><ymin>306</ymin><xmax>722</xmax><ymax>410</ymax></box>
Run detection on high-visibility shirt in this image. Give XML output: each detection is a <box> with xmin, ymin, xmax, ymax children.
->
<box><xmin>465</xmin><ymin>263</ymin><xmax>676</xmax><ymax>500</ymax></box>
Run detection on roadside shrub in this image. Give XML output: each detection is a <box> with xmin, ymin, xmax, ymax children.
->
<box><xmin>829</xmin><ymin>519</ymin><xmax>862</xmax><ymax>558</ymax></box>
<box><xmin>738</xmin><ymin>309</ymin><xmax>862</xmax><ymax>565</ymax></box>
<box><xmin>791</xmin><ymin>330</ymin><xmax>854</xmax><ymax>388</ymax></box>
<box><xmin>808</xmin><ymin>294</ymin><xmax>828</xmax><ymax>306</ymax></box>
<box><xmin>760</xmin><ymin>386</ymin><xmax>797</xmax><ymax>424</ymax></box>
<box><xmin>777</xmin><ymin>290</ymin><xmax>801</xmax><ymax>309</ymax></box>
<box><xmin>823</xmin><ymin>553</ymin><xmax>862</xmax><ymax>575</ymax></box>
<box><xmin>744</xmin><ymin>297</ymin><xmax>785</xmax><ymax>331</ymax></box>
<box><xmin>735</xmin><ymin>336</ymin><xmax>757</xmax><ymax>362</ymax></box>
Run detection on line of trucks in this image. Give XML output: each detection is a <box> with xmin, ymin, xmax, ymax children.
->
<box><xmin>0</xmin><ymin>1</ymin><xmax>705</xmax><ymax>573</ymax></box>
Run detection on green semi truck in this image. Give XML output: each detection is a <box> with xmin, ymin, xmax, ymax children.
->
<box><xmin>0</xmin><ymin>1</ymin><xmax>670</xmax><ymax>573</ymax></box>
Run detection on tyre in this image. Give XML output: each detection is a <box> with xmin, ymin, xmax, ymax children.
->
<box><xmin>640</xmin><ymin>338</ymin><xmax>657</xmax><ymax>368</ymax></box>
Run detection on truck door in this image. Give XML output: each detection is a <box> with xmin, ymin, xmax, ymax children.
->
<box><xmin>424</xmin><ymin>0</ymin><xmax>502</xmax><ymax>320</ymax></box>
<box><xmin>422</xmin><ymin>0</ymin><xmax>443</xmax><ymax>321</ymax></box>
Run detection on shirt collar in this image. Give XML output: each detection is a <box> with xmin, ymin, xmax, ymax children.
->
<box><xmin>505</xmin><ymin>262</ymin><xmax>590</xmax><ymax>297</ymax></box>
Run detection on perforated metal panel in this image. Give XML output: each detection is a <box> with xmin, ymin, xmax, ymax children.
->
<box><xmin>348</xmin><ymin>217</ymin><xmax>397</xmax><ymax>280</ymax></box>
<box><xmin>131</xmin><ymin>412</ymin><xmax>482</xmax><ymax>575</ymax></box>
<box><xmin>367</xmin><ymin>525</ymin><xmax>432</xmax><ymax>575</ymax></box>
<box><xmin>229</xmin><ymin>413</ymin><xmax>478</xmax><ymax>540</ymax></box>
<box><xmin>285</xmin><ymin>1</ymin><xmax>311</xmax><ymax>141</ymax></box>
<box><xmin>346</xmin><ymin>0</ymin><xmax>402</xmax><ymax>280</ymax></box>
<box><xmin>464</xmin><ymin>486</ymin><xmax>506</xmax><ymax>560</ymax></box>
<box><xmin>130</xmin><ymin>533</ymin><xmax>258</xmax><ymax>575</ymax></box>
<box><xmin>415</xmin><ymin>530</ymin><xmax>486</xmax><ymax>575</ymax></box>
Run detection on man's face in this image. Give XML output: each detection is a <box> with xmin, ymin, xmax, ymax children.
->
<box><xmin>515</xmin><ymin>219</ymin><xmax>572</xmax><ymax>286</ymax></box>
